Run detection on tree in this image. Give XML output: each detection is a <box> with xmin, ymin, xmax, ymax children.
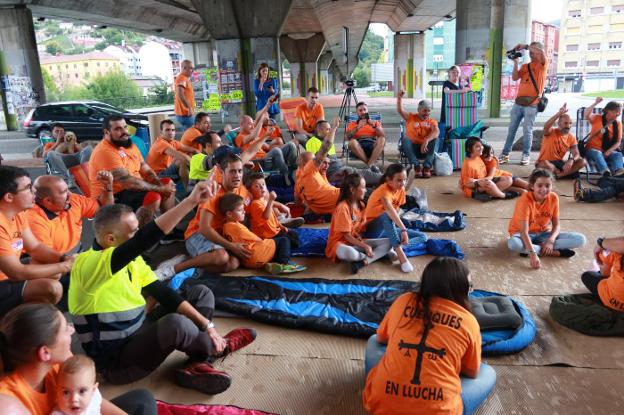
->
<box><xmin>45</xmin><ymin>41</ymin><xmax>61</xmax><ymax>56</ymax></box>
<box><xmin>149</xmin><ymin>79</ymin><xmax>173</xmax><ymax>105</ymax></box>
<box><xmin>41</xmin><ymin>67</ymin><xmax>60</xmax><ymax>101</ymax></box>
<box><xmin>86</xmin><ymin>70</ymin><xmax>142</xmax><ymax>107</ymax></box>
<box><xmin>351</xmin><ymin>30</ymin><xmax>384</xmax><ymax>87</ymax></box>
<box><xmin>353</xmin><ymin>66</ymin><xmax>371</xmax><ymax>88</ymax></box>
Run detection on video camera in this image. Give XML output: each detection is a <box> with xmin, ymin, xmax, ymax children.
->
<box><xmin>344</xmin><ymin>79</ymin><xmax>356</xmax><ymax>87</ymax></box>
<box><xmin>506</xmin><ymin>45</ymin><xmax>527</xmax><ymax>60</ymax></box>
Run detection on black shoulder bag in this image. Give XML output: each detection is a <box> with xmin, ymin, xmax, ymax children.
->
<box><xmin>527</xmin><ymin>64</ymin><xmax>548</xmax><ymax>113</ymax></box>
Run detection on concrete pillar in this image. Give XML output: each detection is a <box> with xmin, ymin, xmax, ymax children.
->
<box><xmin>317</xmin><ymin>51</ymin><xmax>334</xmax><ymax>95</ymax></box>
<box><xmin>280</xmin><ymin>33</ymin><xmax>325</xmax><ymax>96</ymax></box>
<box><xmin>182</xmin><ymin>41</ymin><xmax>217</xmax><ymax>67</ymax></box>
<box><xmin>0</xmin><ymin>6</ymin><xmax>45</xmax><ymax>131</ymax></box>
<box><xmin>394</xmin><ymin>33</ymin><xmax>426</xmax><ymax>99</ymax></box>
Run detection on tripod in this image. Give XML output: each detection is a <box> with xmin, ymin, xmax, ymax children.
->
<box><xmin>338</xmin><ymin>83</ymin><xmax>358</xmax><ymax>120</ymax></box>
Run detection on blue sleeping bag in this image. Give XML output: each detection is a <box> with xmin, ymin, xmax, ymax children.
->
<box><xmin>292</xmin><ymin>228</ymin><xmax>464</xmax><ymax>259</ymax></box>
<box><xmin>401</xmin><ymin>208</ymin><xmax>466</xmax><ymax>232</ymax></box>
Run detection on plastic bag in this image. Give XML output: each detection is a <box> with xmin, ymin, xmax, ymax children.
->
<box><xmin>434</xmin><ymin>152</ymin><xmax>453</xmax><ymax>176</ymax></box>
<box><xmin>407</xmin><ymin>187</ymin><xmax>428</xmax><ymax>210</ymax></box>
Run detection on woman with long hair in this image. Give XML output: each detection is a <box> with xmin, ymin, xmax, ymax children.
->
<box><xmin>325</xmin><ymin>173</ymin><xmax>394</xmax><ymax>274</ymax></box>
<box><xmin>254</xmin><ymin>63</ymin><xmax>280</xmax><ymax>119</ymax></box>
<box><xmin>0</xmin><ymin>303</ymin><xmax>156</xmax><ymax>415</ymax></box>
<box><xmin>583</xmin><ymin>97</ymin><xmax>623</xmax><ymax>176</ymax></box>
<box><xmin>363</xmin><ymin>257</ymin><xmax>496</xmax><ymax>415</ymax></box>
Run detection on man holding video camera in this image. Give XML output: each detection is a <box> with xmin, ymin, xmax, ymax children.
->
<box><xmin>500</xmin><ymin>42</ymin><xmax>547</xmax><ymax>166</ymax></box>
<box><xmin>345</xmin><ymin>101</ymin><xmax>386</xmax><ymax>169</ymax></box>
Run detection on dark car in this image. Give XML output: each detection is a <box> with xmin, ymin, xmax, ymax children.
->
<box><xmin>24</xmin><ymin>101</ymin><xmax>148</xmax><ymax>141</ymax></box>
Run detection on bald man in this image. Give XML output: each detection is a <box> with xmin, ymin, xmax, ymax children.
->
<box><xmin>175</xmin><ymin>60</ymin><xmax>196</xmax><ymax>133</ymax></box>
<box><xmin>26</xmin><ymin>172</ymin><xmax>114</xmax><ymax>257</ymax></box>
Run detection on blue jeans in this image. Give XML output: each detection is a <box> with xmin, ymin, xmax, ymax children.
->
<box><xmin>507</xmin><ymin>231</ymin><xmax>586</xmax><ymax>254</ymax></box>
<box><xmin>176</xmin><ymin>115</ymin><xmax>195</xmax><ymax>133</ymax></box>
<box><xmin>365</xmin><ymin>335</ymin><xmax>496</xmax><ymax>415</ymax></box>
<box><xmin>363</xmin><ymin>213</ymin><xmax>427</xmax><ymax>248</ymax></box>
<box><xmin>403</xmin><ymin>138</ymin><xmax>436</xmax><ymax>169</ymax></box>
<box><xmin>501</xmin><ymin>103</ymin><xmax>538</xmax><ymax>156</ymax></box>
<box><xmin>584</xmin><ymin>149</ymin><xmax>624</xmax><ymax>173</ymax></box>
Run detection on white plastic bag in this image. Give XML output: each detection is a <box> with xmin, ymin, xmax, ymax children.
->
<box><xmin>434</xmin><ymin>152</ymin><xmax>453</xmax><ymax>176</ymax></box>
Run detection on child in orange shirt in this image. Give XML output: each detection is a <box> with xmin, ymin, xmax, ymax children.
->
<box><xmin>481</xmin><ymin>144</ymin><xmax>528</xmax><ymax>193</ymax></box>
<box><xmin>363</xmin><ymin>164</ymin><xmax>427</xmax><ymax>273</ymax></box>
<box><xmin>507</xmin><ymin>168</ymin><xmax>586</xmax><ymax>269</ymax></box>
<box><xmin>460</xmin><ymin>137</ymin><xmax>514</xmax><ymax>200</ymax></box>
<box><xmin>326</xmin><ymin>173</ymin><xmax>395</xmax><ymax>274</ymax></box>
<box><xmin>220</xmin><ymin>193</ymin><xmax>304</xmax><ymax>274</ymax></box>
<box><xmin>582</xmin><ymin>238</ymin><xmax>624</xmax><ymax>312</ymax></box>
<box><xmin>363</xmin><ymin>257</ymin><xmax>495</xmax><ymax>415</ymax></box>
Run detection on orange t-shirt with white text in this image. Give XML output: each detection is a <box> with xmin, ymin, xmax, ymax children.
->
<box><xmin>325</xmin><ymin>201</ymin><xmax>365</xmax><ymax>261</ymax></box>
<box><xmin>405</xmin><ymin>114</ymin><xmax>438</xmax><ymax>145</ymax></box>
<box><xmin>249</xmin><ymin>198</ymin><xmax>282</xmax><ymax>239</ymax></box>
<box><xmin>88</xmin><ymin>139</ymin><xmax>144</xmax><ymax>199</ymax></box>
<box><xmin>363</xmin><ymin>293</ymin><xmax>481</xmax><ymax>415</ymax></box>
<box><xmin>147</xmin><ymin>137</ymin><xmax>185</xmax><ymax>173</ymax></box>
<box><xmin>295</xmin><ymin>102</ymin><xmax>324</xmax><ymax>133</ymax></box>
<box><xmin>516</xmin><ymin>61</ymin><xmax>548</xmax><ymax>106</ymax></box>
<box><xmin>222</xmin><ymin>222</ymin><xmax>276</xmax><ymax>268</ymax></box>
<box><xmin>364</xmin><ymin>183</ymin><xmax>406</xmax><ymax>224</ymax></box>
<box><xmin>598</xmin><ymin>252</ymin><xmax>624</xmax><ymax>312</ymax></box>
<box><xmin>0</xmin><ymin>211</ymin><xmax>29</xmax><ymax>281</ymax></box>
<box><xmin>299</xmin><ymin>160</ymin><xmax>340</xmax><ymax>214</ymax></box>
<box><xmin>538</xmin><ymin>128</ymin><xmax>577</xmax><ymax>161</ymax></box>
<box><xmin>174</xmin><ymin>73</ymin><xmax>195</xmax><ymax>116</ymax></box>
<box><xmin>586</xmin><ymin>114</ymin><xmax>623</xmax><ymax>152</ymax></box>
<box><xmin>508</xmin><ymin>191</ymin><xmax>559</xmax><ymax>235</ymax></box>
<box><xmin>460</xmin><ymin>157</ymin><xmax>487</xmax><ymax>198</ymax></box>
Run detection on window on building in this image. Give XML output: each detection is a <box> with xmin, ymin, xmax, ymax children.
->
<box><xmin>612</xmin><ymin>23</ymin><xmax>624</xmax><ymax>31</ymax></box>
<box><xmin>565</xmin><ymin>61</ymin><xmax>578</xmax><ymax>68</ymax></box>
<box><xmin>566</xmin><ymin>44</ymin><xmax>579</xmax><ymax>51</ymax></box>
<box><xmin>75</xmin><ymin>73</ymin><xmax>79</xmax><ymax>78</ymax></box>
<box><xmin>433</xmin><ymin>37</ymin><xmax>444</xmax><ymax>45</ymax></box>
<box><xmin>609</xmin><ymin>42</ymin><xmax>623</xmax><ymax>49</ymax></box>
<box><xmin>84</xmin><ymin>62</ymin><xmax>88</xmax><ymax>67</ymax></box>
<box><xmin>97</xmin><ymin>62</ymin><xmax>100</xmax><ymax>67</ymax></box>
<box><xmin>568</xmin><ymin>9</ymin><xmax>581</xmax><ymax>17</ymax></box>
<box><xmin>614</xmin><ymin>5</ymin><xmax>624</xmax><ymax>13</ymax></box>
<box><xmin>588</xmin><ymin>25</ymin><xmax>602</xmax><ymax>33</ymax></box>
<box><xmin>607</xmin><ymin>59</ymin><xmax>621</xmax><ymax>67</ymax></box>
<box><xmin>57</xmin><ymin>65</ymin><xmax>61</xmax><ymax>71</ymax></box>
<box><xmin>590</xmin><ymin>7</ymin><xmax>604</xmax><ymax>14</ymax></box>
<box><xmin>85</xmin><ymin>72</ymin><xmax>90</xmax><ymax>78</ymax></box>
<box><xmin>74</xmin><ymin>64</ymin><xmax>77</xmax><ymax>69</ymax></box>
<box><xmin>66</xmin><ymin>74</ymin><xmax>70</xmax><ymax>78</ymax></box>
<box><xmin>567</xmin><ymin>26</ymin><xmax>580</xmax><ymax>34</ymax></box>
<box><xmin>586</xmin><ymin>60</ymin><xmax>599</xmax><ymax>66</ymax></box>
<box><xmin>65</xmin><ymin>64</ymin><xmax>69</xmax><ymax>69</ymax></box>
<box><xmin>587</xmin><ymin>43</ymin><xmax>601</xmax><ymax>50</ymax></box>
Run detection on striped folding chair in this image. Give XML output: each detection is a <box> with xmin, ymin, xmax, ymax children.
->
<box><xmin>279</xmin><ymin>97</ymin><xmax>307</xmax><ymax>142</ymax></box>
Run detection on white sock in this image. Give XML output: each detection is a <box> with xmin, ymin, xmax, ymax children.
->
<box><xmin>400</xmin><ymin>261</ymin><xmax>414</xmax><ymax>273</ymax></box>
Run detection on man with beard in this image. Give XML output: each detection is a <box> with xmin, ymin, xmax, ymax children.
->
<box><xmin>181</xmin><ymin>112</ymin><xmax>212</xmax><ymax>153</ymax></box>
<box><xmin>89</xmin><ymin>115</ymin><xmax>176</xmax><ymax>223</ymax></box>
<box><xmin>345</xmin><ymin>102</ymin><xmax>386</xmax><ymax>169</ymax></box>
<box><xmin>27</xmin><ymin>173</ymin><xmax>114</xmax><ymax>257</ymax></box>
<box><xmin>535</xmin><ymin>104</ymin><xmax>586</xmax><ymax>179</ymax></box>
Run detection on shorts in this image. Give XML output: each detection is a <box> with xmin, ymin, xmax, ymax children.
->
<box><xmin>0</xmin><ymin>280</ymin><xmax>26</xmax><ymax>316</ymax></box>
<box><xmin>185</xmin><ymin>232</ymin><xmax>223</xmax><ymax>257</ymax></box>
<box><xmin>357</xmin><ymin>138</ymin><xmax>377</xmax><ymax>158</ymax></box>
<box><xmin>158</xmin><ymin>163</ymin><xmax>179</xmax><ymax>178</ymax></box>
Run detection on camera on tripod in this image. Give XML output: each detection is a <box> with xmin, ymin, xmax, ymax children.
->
<box><xmin>506</xmin><ymin>46</ymin><xmax>527</xmax><ymax>60</ymax></box>
<box><xmin>344</xmin><ymin>79</ymin><xmax>356</xmax><ymax>87</ymax></box>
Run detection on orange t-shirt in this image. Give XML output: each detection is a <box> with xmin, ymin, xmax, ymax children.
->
<box><xmin>405</xmin><ymin>114</ymin><xmax>438</xmax><ymax>145</ymax></box>
<box><xmin>294</xmin><ymin>167</ymin><xmax>304</xmax><ymax>202</ymax></box>
<box><xmin>508</xmin><ymin>191</ymin><xmax>559</xmax><ymax>235</ymax></box>
<box><xmin>363</xmin><ymin>293</ymin><xmax>481</xmax><ymax>415</ymax></box>
<box><xmin>43</xmin><ymin>142</ymin><xmax>55</xmax><ymax>154</ymax></box>
<box><xmin>180</xmin><ymin>126</ymin><xmax>203</xmax><ymax>152</ymax></box>
<box><xmin>325</xmin><ymin>201</ymin><xmax>365</xmax><ymax>261</ymax></box>
<box><xmin>346</xmin><ymin>120</ymin><xmax>381</xmax><ymax>140</ymax></box>
<box><xmin>482</xmin><ymin>157</ymin><xmax>512</xmax><ymax>178</ymax></box>
<box><xmin>249</xmin><ymin>199</ymin><xmax>282</xmax><ymax>239</ymax></box>
<box><xmin>88</xmin><ymin>139</ymin><xmax>144</xmax><ymax>199</ymax></box>
<box><xmin>364</xmin><ymin>183</ymin><xmax>406</xmax><ymax>224</ymax></box>
<box><xmin>235</xmin><ymin>131</ymin><xmax>266</xmax><ymax>159</ymax></box>
<box><xmin>147</xmin><ymin>137</ymin><xmax>184</xmax><ymax>173</ymax></box>
<box><xmin>0</xmin><ymin>211</ymin><xmax>29</xmax><ymax>281</ymax></box>
<box><xmin>295</xmin><ymin>102</ymin><xmax>324</xmax><ymax>133</ymax></box>
<box><xmin>299</xmin><ymin>160</ymin><xmax>340</xmax><ymax>214</ymax></box>
<box><xmin>538</xmin><ymin>128</ymin><xmax>577</xmax><ymax>161</ymax></box>
<box><xmin>598</xmin><ymin>253</ymin><xmax>624</xmax><ymax>312</ymax></box>
<box><xmin>0</xmin><ymin>365</ymin><xmax>60</xmax><ymax>415</ymax></box>
<box><xmin>184</xmin><ymin>185</ymin><xmax>252</xmax><ymax>238</ymax></box>
<box><xmin>222</xmin><ymin>222</ymin><xmax>276</xmax><ymax>268</ymax></box>
<box><xmin>174</xmin><ymin>73</ymin><xmax>195</xmax><ymax>116</ymax></box>
<box><xmin>26</xmin><ymin>194</ymin><xmax>98</xmax><ymax>254</ymax></box>
<box><xmin>516</xmin><ymin>61</ymin><xmax>548</xmax><ymax>106</ymax></box>
<box><xmin>460</xmin><ymin>157</ymin><xmax>488</xmax><ymax>198</ymax></box>
<box><xmin>586</xmin><ymin>114</ymin><xmax>623</xmax><ymax>152</ymax></box>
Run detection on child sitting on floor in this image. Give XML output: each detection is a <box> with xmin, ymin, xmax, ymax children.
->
<box><xmin>326</xmin><ymin>173</ymin><xmax>396</xmax><ymax>274</ymax></box>
<box><xmin>220</xmin><ymin>193</ymin><xmax>305</xmax><ymax>275</ymax></box>
<box><xmin>363</xmin><ymin>164</ymin><xmax>427</xmax><ymax>274</ymax></box>
<box><xmin>51</xmin><ymin>355</ymin><xmax>101</xmax><ymax>415</ymax></box>
<box><xmin>507</xmin><ymin>168</ymin><xmax>586</xmax><ymax>269</ymax></box>
<box><xmin>481</xmin><ymin>144</ymin><xmax>529</xmax><ymax>194</ymax></box>
<box><xmin>581</xmin><ymin>237</ymin><xmax>624</xmax><ymax>312</ymax></box>
<box><xmin>460</xmin><ymin>137</ymin><xmax>515</xmax><ymax>201</ymax></box>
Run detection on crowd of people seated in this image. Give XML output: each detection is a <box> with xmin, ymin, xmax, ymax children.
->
<box><xmin>0</xmin><ymin>55</ymin><xmax>621</xmax><ymax>415</ymax></box>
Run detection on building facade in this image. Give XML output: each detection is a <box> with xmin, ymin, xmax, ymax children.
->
<box><xmin>103</xmin><ymin>44</ymin><xmax>142</xmax><ymax>77</ymax></box>
<box><xmin>531</xmin><ymin>20</ymin><xmax>559</xmax><ymax>82</ymax></box>
<box><xmin>558</xmin><ymin>0</ymin><xmax>624</xmax><ymax>92</ymax></box>
<box><xmin>425</xmin><ymin>19</ymin><xmax>456</xmax><ymax>80</ymax></box>
<box><xmin>41</xmin><ymin>52</ymin><xmax>120</xmax><ymax>87</ymax></box>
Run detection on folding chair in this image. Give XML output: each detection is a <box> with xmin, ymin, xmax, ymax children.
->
<box><xmin>441</xmin><ymin>92</ymin><xmax>487</xmax><ymax>169</ymax></box>
<box><xmin>39</xmin><ymin>134</ymin><xmax>56</xmax><ymax>174</ymax></box>
<box><xmin>342</xmin><ymin>112</ymin><xmax>384</xmax><ymax>166</ymax></box>
<box><xmin>279</xmin><ymin>97</ymin><xmax>306</xmax><ymax>142</ymax></box>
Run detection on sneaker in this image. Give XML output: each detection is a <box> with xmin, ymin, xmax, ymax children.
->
<box><xmin>160</xmin><ymin>228</ymin><xmax>186</xmax><ymax>245</ymax></box>
<box><xmin>264</xmin><ymin>262</ymin><xmax>306</xmax><ymax>275</ymax></box>
<box><xmin>603</xmin><ymin>169</ymin><xmax>612</xmax><ymax>177</ymax></box>
<box><xmin>499</xmin><ymin>154</ymin><xmax>510</xmax><ymax>164</ymax></box>
<box><xmin>155</xmin><ymin>254</ymin><xmax>188</xmax><ymax>281</ymax></box>
<box><xmin>350</xmin><ymin>260</ymin><xmax>365</xmax><ymax>274</ymax></box>
<box><xmin>174</xmin><ymin>362</ymin><xmax>231</xmax><ymax>395</ymax></box>
<box><xmin>520</xmin><ymin>154</ymin><xmax>530</xmax><ymax>166</ymax></box>
<box><xmin>280</xmin><ymin>217</ymin><xmax>305</xmax><ymax>228</ymax></box>
<box><xmin>370</xmin><ymin>165</ymin><xmax>381</xmax><ymax>174</ymax></box>
<box><xmin>558</xmin><ymin>249</ymin><xmax>576</xmax><ymax>258</ymax></box>
<box><xmin>422</xmin><ymin>167</ymin><xmax>432</xmax><ymax>178</ymax></box>
<box><xmin>222</xmin><ymin>328</ymin><xmax>257</xmax><ymax>356</ymax></box>
<box><xmin>400</xmin><ymin>261</ymin><xmax>414</xmax><ymax>273</ymax></box>
<box><xmin>573</xmin><ymin>179</ymin><xmax>584</xmax><ymax>202</ymax></box>
<box><xmin>504</xmin><ymin>191</ymin><xmax>520</xmax><ymax>199</ymax></box>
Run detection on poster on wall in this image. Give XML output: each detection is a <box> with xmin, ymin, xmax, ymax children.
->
<box><xmin>190</xmin><ymin>66</ymin><xmax>222</xmax><ymax>114</ymax></box>
<box><xmin>500</xmin><ymin>58</ymin><xmax>520</xmax><ymax>102</ymax></box>
<box><xmin>219</xmin><ymin>58</ymin><xmax>244</xmax><ymax>104</ymax></box>
<box><xmin>3</xmin><ymin>76</ymin><xmax>39</xmax><ymax>124</ymax></box>
<box><xmin>458</xmin><ymin>63</ymin><xmax>487</xmax><ymax>108</ymax></box>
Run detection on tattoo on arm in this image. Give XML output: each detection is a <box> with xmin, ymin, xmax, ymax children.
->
<box><xmin>111</xmin><ymin>168</ymin><xmax>158</xmax><ymax>192</ymax></box>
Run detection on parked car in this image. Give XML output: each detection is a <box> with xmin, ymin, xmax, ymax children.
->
<box><xmin>365</xmin><ymin>83</ymin><xmax>382</xmax><ymax>93</ymax></box>
<box><xmin>24</xmin><ymin>101</ymin><xmax>148</xmax><ymax>141</ymax></box>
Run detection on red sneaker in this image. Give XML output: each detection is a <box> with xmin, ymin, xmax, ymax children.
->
<box><xmin>174</xmin><ymin>361</ymin><xmax>231</xmax><ymax>395</ymax></box>
<box><xmin>223</xmin><ymin>328</ymin><xmax>257</xmax><ymax>356</ymax></box>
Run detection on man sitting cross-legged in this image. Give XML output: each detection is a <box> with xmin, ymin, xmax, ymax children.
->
<box><xmin>535</xmin><ymin>103</ymin><xmax>586</xmax><ymax>179</ymax></box>
<box><xmin>0</xmin><ymin>166</ymin><xmax>73</xmax><ymax>316</ymax></box>
<box><xmin>345</xmin><ymin>102</ymin><xmax>386</xmax><ymax>169</ymax></box>
<box><xmin>68</xmin><ymin>181</ymin><xmax>257</xmax><ymax>394</ymax></box>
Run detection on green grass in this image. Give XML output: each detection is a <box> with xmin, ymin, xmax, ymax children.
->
<box><xmin>582</xmin><ymin>90</ymin><xmax>624</xmax><ymax>98</ymax></box>
<box><xmin>367</xmin><ymin>91</ymin><xmax>394</xmax><ymax>97</ymax></box>
<box><xmin>44</xmin><ymin>35</ymin><xmax>75</xmax><ymax>50</ymax></box>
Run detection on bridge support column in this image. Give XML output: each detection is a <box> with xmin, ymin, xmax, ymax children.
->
<box><xmin>182</xmin><ymin>41</ymin><xmax>217</xmax><ymax>67</ymax></box>
<box><xmin>394</xmin><ymin>33</ymin><xmax>426</xmax><ymax>99</ymax></box>
<box><xmin>317</xmin><ymin>51</ymin><xmax>334</xmax><ymax>95</ymax></box>
<box><xmin>280</xmin><ymin>33</ymin><xmax>325</xmax><ymax>96</ymax></box>
<box><xmin>0</xmin><ymin>6</ymin><xmax>45</xmax><ymax>131</ymax></box>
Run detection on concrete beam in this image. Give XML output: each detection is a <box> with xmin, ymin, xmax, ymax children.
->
<box><xmin>182</xmin><ymin>41</ymin><xmax>217</xmax><ymax>67</ymax></box>
<box><xmin>280</xmin><ymin>33</ymin><xmax>325</xmax><ymax>64</ymax></box>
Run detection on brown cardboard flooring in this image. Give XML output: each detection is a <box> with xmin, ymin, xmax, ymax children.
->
<box><xmin>101</xmin><ymin>169</ymin><xmax>624</xmax><ymax>414</ymax></box>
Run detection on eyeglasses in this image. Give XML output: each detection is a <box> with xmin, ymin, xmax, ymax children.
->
<box><xmin>14</xmin><ymin>183</ymin><xmax>33</xmax><ymax>193</ymax></box>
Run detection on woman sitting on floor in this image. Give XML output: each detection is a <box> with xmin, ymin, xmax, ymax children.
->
<box><xmin>460</xmin><ymin>137</ymin><xmax>515</xmax><ymax>201</ymax></box>
<box><xmin>363</xmin><ymin>257</ymin><xmax>496</xmax><ymax>415</ymax></box>
<box><xmin>507</xmin><ymin>168</ymin><xmax>586</xmax><ymax>269</ymax></box>
<box><xmin>326</xmin><ymin>173</ymin><xmax>395</xmax><ymax>274</ymax></box>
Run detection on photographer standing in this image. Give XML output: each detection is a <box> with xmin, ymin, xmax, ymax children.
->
<box><xmin>500</xmin><ymin>42</ymin><xmax>547</xmax><ymax>166</ymax></box>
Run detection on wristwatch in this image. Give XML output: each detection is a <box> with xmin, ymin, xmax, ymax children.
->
<box><xmin>203</xmin><ymin>321</ymin><xmax>215</xmax><ymax>331</ymax></box>
<box><xmin>597</xmin><ymin>237</ymin><xmax>605</xmax><ymax>249</ymax></box>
